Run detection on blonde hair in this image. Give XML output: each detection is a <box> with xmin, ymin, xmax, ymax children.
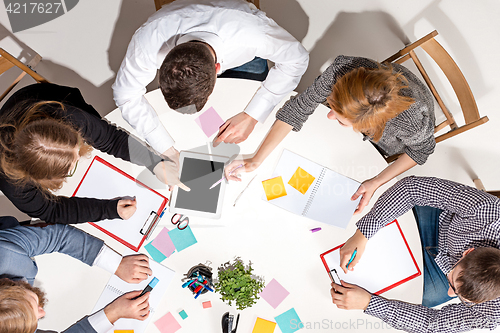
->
<box><xmin>0</xmin><ymin>278</ymin><xmax>47</xmax><ymax>333</ymax></box>
<box><xmin>327</xmin><ymin>63</ymin><xmax>415</xmax><ymax>142</ymax></box>
<box><xmin>0</xmin><ymin>101</ymin><xmax>92</xmax><ymax>192</ymax></box>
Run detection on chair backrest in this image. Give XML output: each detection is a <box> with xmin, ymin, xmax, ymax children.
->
<box><xmin>382</xmin><ymin>30</ymin><xmax>488</xmax><ymax>163</ymax></box>
<box><xmin>0</xmin><ymin>48</ymin><xmax>48</xmax><ymax>103</ymax></box>
<box><xmin>473</xmin><ymin>179</ymin><xmax>500</xmax><ymax>199</ymax></box>
<box><xmin>154</xmin><ymin>0</ymin><xmax>259</xmax><ymax>11</ymax></box>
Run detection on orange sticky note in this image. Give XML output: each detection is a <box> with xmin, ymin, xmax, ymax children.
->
<box><xmin>262</xmin><ymin>176</ymin><xmax>287</xmax><ymax>201</ymax></box>
<box><xmin>114</xmin><ymin>331</ymin><xmax>134</xmax><ymax>333</ymax></box>
<box><xmin>202</xmin><ymin>300</ymin><xmax>212</xmax><ymax>308</ymax></box>
<box><xmin>288</xmin><ymin>167</ymin><xmax>315</xmax><ymax>195</ymax></box>
<box><xmin>252</xmin><ymin>317</ymin><xmax>276</xmax><ymax>333</ymax></box>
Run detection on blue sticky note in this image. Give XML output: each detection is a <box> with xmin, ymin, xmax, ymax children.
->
<box><xmin>144</xmin><ymin>241</ymin><xmax>167</xmax><ymax>262</ymax></box>
<box><xmin>179</xmin><ymin>310</ymin><xmax>188</xmax><ymax>320</ymax></box>
<box><xmin>274</xmin><ymin>308</ymin><xmax>302</xmax><ymax>333</ymax></box>
<box><xmin>168</xmin><ymin>225</ymin><xmax>197</xmax><ymax>252</ymax></box>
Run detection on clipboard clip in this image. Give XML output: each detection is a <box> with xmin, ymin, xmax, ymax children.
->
<box><xmin>140</xmin><ymin>211</ymin><xmax>161</xmax><ymax>240</ymax></box>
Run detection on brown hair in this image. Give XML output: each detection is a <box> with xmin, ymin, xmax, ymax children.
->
<box><xmin>0</xmin><ymin>278</ymin><xmax>47</xmax><ymax>333</ymax></box>
<box><xmin>159</xmin><ymin>41</ymin><xmax>217</xmax><ymax>112</ymax></box>
<box><xmin>456</xmin><ymin>247</ymin><xmax>500</xmax><ymax>304</ymax></box>
<box><xmin>0</xmin><ymin>101</ymin><xmax>92</xmax><ymax>192</ymax></box>
<box><xmin>327</xmin><ymin>63</ymin><xmax>415</xmax><ymax>142</ymax></box>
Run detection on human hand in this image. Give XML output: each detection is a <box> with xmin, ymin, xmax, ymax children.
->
<box><xmin>339</xmin><ymin>229</ymin><xmax>368</xmax><ymax>273</ymax></box>
<box><xmin>115</xmin><ymin>254</ymin><xmax>152</xmax><ymax>283</ymax></box>
<box><xmin>224</xmin><ymin>159</ymin><xmax>261</xmax><ymax>182</ymax></box>
<box><xmin>330</xmin><ymin>281</ymin><xmax>371</xmax><ymax>310</ymax></box>
<box><xmin>156</xmin><ymin>147</ymin><xmax>190</xmax><ymax>191</ymax></box>
<box><xmin>117</xmin><ymin>198</ymin><xmax>137</xmax><ymax>220</ymax></box>
<box><xmin>213</xmin><ymin>112</ymin><xmax>258</xmax><ymax>147</ymax></box>
<box><xmin>351</xmin><ymin>178</ymin><xmax>381</xmax><ymax>215</ymax></box>
<box><xmin>104</xmin><ymin>290</ymin><xmax>150</xmax><ymax>324</ymax></box>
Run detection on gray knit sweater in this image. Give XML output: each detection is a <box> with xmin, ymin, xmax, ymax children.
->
<box><xmin>276</xmin><ymin>56</ymin><xmax>436</xmax><ymax>165</ymax></box>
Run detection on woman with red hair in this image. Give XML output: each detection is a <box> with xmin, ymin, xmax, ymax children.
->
<box><xmin>225</xmin><ymin>56</ymin><xmax>435</xmax><ymax>214</ymax></box>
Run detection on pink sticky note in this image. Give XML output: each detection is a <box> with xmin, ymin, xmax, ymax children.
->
<box><xmin>151</xmin><ymin>227</ymin><xmax>176</xmax><ymax>258</ymax></box>
<box><xmin>259</xmin><ymin>278</ymin><xmax>290</xmax><ymax>309</ymax></box>
<box><xmin>155</xmin><ymin>312</ymin><xmax>181</xmax><ymax>333</ymax></box>
<box><xmin>202</xmin><ymin>301</ymin><xmax>212</xmax><ymax>309</ymax></box>
<box><xmin>194</xmin><ymin>107</ymin><xmax>225</xmax><ymax>137</ymax></box>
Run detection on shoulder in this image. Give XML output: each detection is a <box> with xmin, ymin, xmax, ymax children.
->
<box><xmin>323</xmin><ymin>56</ymin><xmax>380</xmax><ymax>81</ymax></box>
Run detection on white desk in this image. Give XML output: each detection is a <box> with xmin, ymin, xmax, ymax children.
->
<box><xmin>37</xmin><ymin>79</ymin><xmax>422</xmax><ymax>332</ymax></box>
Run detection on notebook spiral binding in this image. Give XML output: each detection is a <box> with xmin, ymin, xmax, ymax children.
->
<box><xmin>302</xmin><ymin>168</ymin><xmax>326</xmax><ymax>216</ymax></box>
<box><xmin>106</xmin><ymin>285</ymin><xmax>125</xmax><ymax>296</ymax></box>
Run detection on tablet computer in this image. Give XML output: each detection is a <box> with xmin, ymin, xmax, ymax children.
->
<box><xmin>170</xmin><ymin>151</ymin><xmax>228</xmax><ymax>219</ymax></box>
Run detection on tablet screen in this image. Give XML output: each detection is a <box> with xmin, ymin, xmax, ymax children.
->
<box><xmin>174</xmin><ymin>157</ymin><xmax>225</xmax><ymax>213</ymax></box>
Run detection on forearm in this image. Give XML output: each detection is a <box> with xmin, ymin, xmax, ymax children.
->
<box><xmin>365</xmin><ymin>295</ymin><xmax>497</xmax><ymax>333</ymax></box>
<box><xmin>0</xmin><ymin>178</ymin><xmax>120</xmax><ymax>224</ymax></box>
<box><xmin>252</xmin><ymin>119</ymin><xmax>293</xmax><ymax>164</ymax></box>
<box><xmin>370</xmin><ymin>153</ymin><xmax>417</xmax><ymax>188</ymax></box>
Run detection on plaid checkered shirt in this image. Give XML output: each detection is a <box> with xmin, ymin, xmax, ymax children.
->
<box><xmin>356</xmin><ymin>176</ymin><xmax>500</xmax><ymax>333</ymax></box>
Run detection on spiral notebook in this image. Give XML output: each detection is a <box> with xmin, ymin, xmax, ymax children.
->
<box><xmin>263</xmin><ymin>149</ymin><xmax>361</xmax><ymax>228</ymax></box>
<box><xmin>92</xmin><ymin>258</ymin><xmax>175</xmax><ymax>333</ymax></box>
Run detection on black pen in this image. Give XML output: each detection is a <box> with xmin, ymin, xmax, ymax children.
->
<box><xmin>132</xmin><ymin>277</ymin><xmax>159</xmax><ymax>300</ymax></box>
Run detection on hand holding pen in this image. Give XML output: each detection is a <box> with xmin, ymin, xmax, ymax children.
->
<box><xmin>339</xmin><ymin>229</ymin><xmax>368</xmax><ymax>273</ymax></box>
<box><xmin>223</xmin><ymin>159</ymin><xmax>261</xmax><ymax>182</ymax></box>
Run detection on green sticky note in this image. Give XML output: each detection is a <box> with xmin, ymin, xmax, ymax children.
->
<box><xmin>179</xmin><ymin>310</ymin><xmax>188</xmax><ymax>320</ymax></box>
<box><xmin>169</xmin><ymin>225</ymin><xmax>197</xmax><ymax>252</ymax></box>
<box><xmin>144</xmin><ymin>241</ymin><xmax>167</xmax><ymax>262</ymax></box>
<box><xmin>274</xmin><ymin>308</ymin><xmax>302</xmax><ymax>333</ymax></box>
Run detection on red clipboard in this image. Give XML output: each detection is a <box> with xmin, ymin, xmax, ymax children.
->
<box><xmin>320</xmin><ymin>220</ymin><xmax>421</xmax><ymax>295</ymax></box>
<box><xmin>73</xmin><ymin>156</ymin><xmax>168</xmax><ymax>251</ymax></box>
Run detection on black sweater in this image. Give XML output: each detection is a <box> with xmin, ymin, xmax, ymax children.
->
<box><xmin>0</xmin><ymin>83</ymin><xmax>161</xmax><ymax>224</ymax></box>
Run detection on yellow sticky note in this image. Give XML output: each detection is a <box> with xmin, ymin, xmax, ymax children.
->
<box><xmin>252</xmin><ymin>317</ymin><xmax>277</xmax><ymax>333</ymax></box>
<box><xmin>262</xmin><ymin>176</ymin><xmax>287</xmax><ymax>201</ymax></box>
<box><xmin>288</xmin><ymin>167</ymin><xmax>315</xmax><ymax>194</ymax></box>
<box><xmin>114</xmin><ymin>331</ymin><xmax>134</xmax><ymax>333</ymax></box>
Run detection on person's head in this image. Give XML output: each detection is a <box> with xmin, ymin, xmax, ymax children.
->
<box><xmin>0</xmin><ymin>278</ymin><xmax>47</xmax><ymax>333</ymax></box>
<box><xmin>0</xmin><ymin>101</ymin><xmax>92</xmax><ymax>192</ymax></box>
<box><xmin>159</xmin><ymin>41</ymin><xmax>218</xmax><ymax>113</ymax></box>
<box><xmin>327</xmin><ymin>63</ymin><xmax>415</xmax><ymax>142</ymax></box>
<box><xmin>448</xmin><ymin>247</ymin><xmax>500</xmax><ymax>305</ymax></box>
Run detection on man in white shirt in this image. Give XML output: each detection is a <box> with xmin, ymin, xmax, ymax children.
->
<box><xmin>0</xmin><ymin>217</ymin><xmax>152</xmax><ymax>333</ymax></box>
<box><xmin>112</xmin><ymin>0</ymin><xmax>309</xmax><ymax>186</ymax></box>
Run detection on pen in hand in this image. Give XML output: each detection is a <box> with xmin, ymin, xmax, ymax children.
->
<box><xmin>209</xmin><ymin>164</ymin><xmax>244</xmax><ymax>189</ymax></box>
<box><xmin>346</xmin><ymin>249</ymin><xmax>357</xmax><ymax>270</ymax></box>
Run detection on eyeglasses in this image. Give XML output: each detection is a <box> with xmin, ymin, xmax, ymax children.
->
<box><xmin>447</xmin><ymin>262</ymin><xmax>476</xmax><ymax>308</ymax></box>
<box><xmin>65</xmin><ymin>160</ymin><xmax>79</xmax><ymax>178</ymax></box>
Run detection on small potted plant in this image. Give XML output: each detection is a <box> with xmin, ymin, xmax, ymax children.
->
<box><xmin>215</xmin><ymin>258</ymin><xmax>265</xmax><ymax>310</ymax></box>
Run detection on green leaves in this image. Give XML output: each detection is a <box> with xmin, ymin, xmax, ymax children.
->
<box><xmin>214</xmin><ymin>258</ymin><xmax>265</xmax><ymax>310</ymax></box>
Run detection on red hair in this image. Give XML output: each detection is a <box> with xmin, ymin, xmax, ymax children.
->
<box><xmin>327</xmin><ymin>63</ymin><xmax>415</xmax><ymax>142</ymax></box>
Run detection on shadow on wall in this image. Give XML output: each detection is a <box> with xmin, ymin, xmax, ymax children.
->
<box><xmin>0</xmin><ymin>0</ymin><xmax>155</xmax><ymax>117</ymax></box>
<box><xmin>261</xmin><ymin>0</ymin><xmax>309</xmax><ymax>43</ymax></box>
<box><xmin>297</xmin><ymin>10</ymin><xmax>408</xmax><ymax>93</ymax></box>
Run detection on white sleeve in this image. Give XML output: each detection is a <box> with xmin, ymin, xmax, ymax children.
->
<box><xmin>112</xmin><ymin>35</ymin><xmax>175</xmax><ymax>154</ymax></box>
<box><xmin>244</xmin><ymin>15</ymin><xmax>309</xmax><ymax>122</ymax></box>
<box><xmin>87</xmin><ymin>310</ymin><xmax>114</xmax><ymax>333</ymax></box>
<box><xmin>92</xmin><ymin>245</ymin><xmax>122</xmax><ymax>275</ymax></box>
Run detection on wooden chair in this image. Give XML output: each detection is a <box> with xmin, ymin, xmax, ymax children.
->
<box><xmin>0</xmin><ymin>48</ymin><xmax>48</xmax><ymax>103</ymax></box>
<box><xmin>473</xmin><ymin>179</ymin><xmax>500</xmax><ymax>199</ymax></box>
<box><xmin>154</xmin><ymin>0</ymin><xmax>259</xmax><ymax>11</ymax></box>
<box><xmin>382</xmin><ymin>30</ymin><xmax>489</xmax><ymax>163</ymax></box>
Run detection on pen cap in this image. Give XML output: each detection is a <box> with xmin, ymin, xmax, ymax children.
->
<box><xmin>149</xmin><ymin>277</ymin><xmax>159</xmax><ymax>288</ymax></box>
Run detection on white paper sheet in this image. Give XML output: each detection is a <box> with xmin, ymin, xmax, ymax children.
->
<box><xmin>92</xmin><ymin>259</ymin><xmax>175</xmax><ymax>333</ymax></box>
<box><xmin>74</xmin><ymin>157</ymin><xmax>166</xmax><ymax>250</ymax></box>
<box><xmin>321</xmin><ymin>222</ymin><xmax>420</xmax><ymax>294</ymax></box>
